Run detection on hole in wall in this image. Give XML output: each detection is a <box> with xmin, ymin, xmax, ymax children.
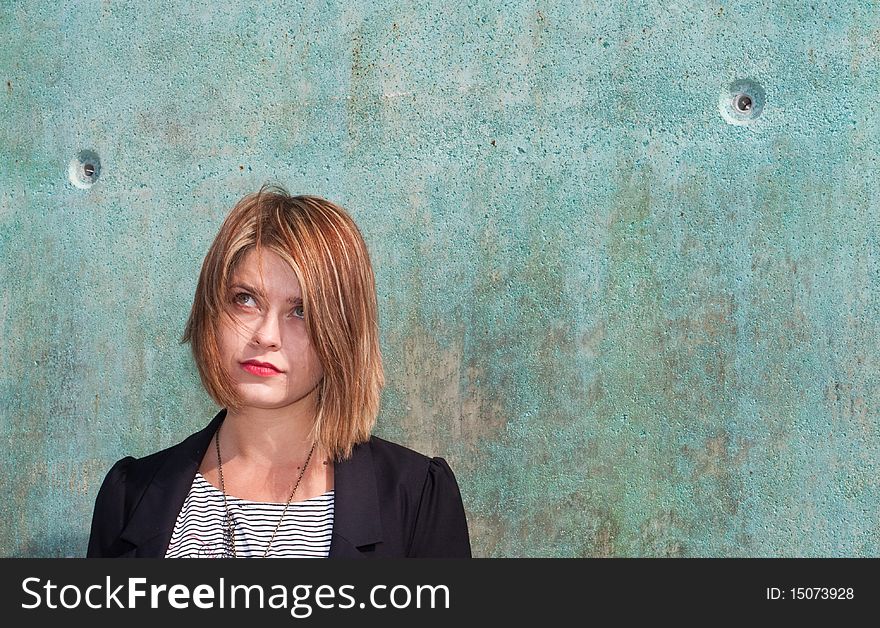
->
<box><xmin>718</xmin><ymin>79</ymin><xmax>765</xmax><ymax>125</ymax></box>
<box><xmin>68</xmin><ymin>149</ymin><xmax>101</xmax><ymax>189</ymax></box>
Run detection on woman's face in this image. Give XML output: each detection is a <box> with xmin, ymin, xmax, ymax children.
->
<box><xmin>217</xmin><ymin>248</ymin><xmax>324</xmax><ymax>415</ymax></box>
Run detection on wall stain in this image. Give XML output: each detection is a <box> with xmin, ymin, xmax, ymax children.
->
<box><xmin>576</xmin><ymin>506</ymin><xmax>620</xmax><ymax>558</ymax></box>
<box><xmin>395</xmin><ymin>330</ymin><xmax>509</xmax><ymax>458</ymax></box>
<box><xmin>826</xmin><ymin>378</ymin><xmax>872</xmax><ymax>439</ymax></box>
<box><xmin>638</xmin><ymin>509</ymin><xmax>686</xmax><ymax>557</ymax></box>
<box><xmin>346</xmin><ymin>26</ymin><xmax>381</xmax><ymax>148</ymax></box>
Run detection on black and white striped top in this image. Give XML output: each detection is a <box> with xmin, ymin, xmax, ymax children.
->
<box><xmin>164</xmin><ymin>473</ymin><xmax>334</xmax><ymax>558</ymax></box>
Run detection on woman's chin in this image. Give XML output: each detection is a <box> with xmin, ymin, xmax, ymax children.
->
<box><xmin>234</xmin><ymin>388</ymin><xmax>287</xmax><ymax>408</ymax></box>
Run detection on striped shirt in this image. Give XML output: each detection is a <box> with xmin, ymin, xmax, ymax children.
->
<box><xmin>164</xmin><ymin>472</ymin><xmax>334</xmax><ymax>558</ymax></box>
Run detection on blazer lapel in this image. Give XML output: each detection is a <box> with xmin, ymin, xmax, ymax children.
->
<box><xmin>119</xmin><ymin>409</ymin><xmax>226</xmax><ymax>557</ymax></box>
<box><xmin>328</xmin><ymin>439</ymin><xmax>383</xmax><ymax>557</ymax></box>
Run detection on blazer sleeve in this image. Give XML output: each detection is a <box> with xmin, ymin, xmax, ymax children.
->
<box><xmin>86</xmin><ymin>456</ymin><xmax>135</xmax><ymax>557</ymax></box>
<box><xmin>407</xmin><ymin>457</ymin><xmax>472</xmax><ymax>557</ymax></box>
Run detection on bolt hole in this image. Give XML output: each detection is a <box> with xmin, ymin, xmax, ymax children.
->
<box><xmin>68</xmin><ymin>149</ymin><xmax>101</xmax><ymax>189</ymax></box>
<box><xmin>718</xmin><ymin>79</ymin><xmax>765</xmax><ymax>125</ymax></box>
<box><xmin>734</xmin><ymin>95</ymin><xmax>752</xmax><ymax>112</ymax></box>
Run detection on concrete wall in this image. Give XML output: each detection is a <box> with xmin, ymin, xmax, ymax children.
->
<box><xmin>2</xmin><ymin>0</ymin><xmax>878</xmax><ymax>556</ymax></box>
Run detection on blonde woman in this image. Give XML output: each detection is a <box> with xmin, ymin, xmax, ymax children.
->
<box><xmin>87</xmin><ymin>186</ymin><xmax>471</xmax><ymax>558</ymax></box>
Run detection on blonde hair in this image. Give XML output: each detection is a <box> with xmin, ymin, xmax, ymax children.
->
<box><xmin>181</xmin><ymin>184</ymin><xmax>384</xmax><ymax>460</ymax></box>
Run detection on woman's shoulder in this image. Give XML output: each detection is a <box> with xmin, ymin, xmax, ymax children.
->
<box><xmin>103</xmin><ymin>418</ymin><xmax>218</xmax><ymax>488</ymax></box>
<box><xmin>358</xmin><ymin>437</ymin><xmax>470</xmax><ymax>557</ymax></box>
<box><xmin>358</xmin><ymin>436</ymin><xmax>462</xmax><ymax>491</ymax></box>
<box><xmin>113</xmin><ymin>438</ymin><xmax>191</xmax><ymax>476</ymax></box>
<box><xmin>360</xmin><ymin>435</ymin><xmax>438</xmax><ymax>472</ymax></box>
<box><xmin>362</xmin><ymin>434</ymin><xmax>430</xmax><ymax>463</ymax></box>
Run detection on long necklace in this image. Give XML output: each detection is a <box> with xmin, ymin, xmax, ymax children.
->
<box><xmin>215</xmin><ymin>427</ymin><xmax>316</xmax><ymax>558</ymax></box>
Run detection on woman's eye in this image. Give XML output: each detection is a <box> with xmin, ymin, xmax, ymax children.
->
<box><xmin>292</xmin><ymin>305</ymin><xmax>305</xmax><ymax>319</ymax></box>
<box><xmin>233</xmin><ymin>292</ymin><xmax>256</xmax><ymax>307</ymax></box>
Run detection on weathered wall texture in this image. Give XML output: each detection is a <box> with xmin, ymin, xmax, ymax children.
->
<box><xmin>2</xmin><ymin>0</ymin><xmax>879</xmax><ymax>556</ymax></box>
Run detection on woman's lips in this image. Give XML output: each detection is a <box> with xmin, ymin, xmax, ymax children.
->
<box><xmin>241</xmin><ymin>362</ymin><xmax>282</xmax><ymax>377</ymax></box>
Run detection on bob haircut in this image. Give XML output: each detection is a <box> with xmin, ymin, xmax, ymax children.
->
<box><xmin>181</xmin><ymin>184</ymin><xmax>384</xmax><ymax>461</ymax></box>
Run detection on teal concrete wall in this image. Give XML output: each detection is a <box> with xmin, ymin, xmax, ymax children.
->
<box><xmin>2</xmin><ymin>0</ymin><xmax>879</xmax><ymax>556</ymax></box>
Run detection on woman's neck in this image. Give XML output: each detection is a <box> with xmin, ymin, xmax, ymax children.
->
<box><xmin>203</xmin><ymin>406</ymin><xmax>334</xmax><ymax>502</ymax></box>
<box><xmin>219</xmin><ymin>406</ymin><xmax>318</xmax><ymax>468</ymax></box>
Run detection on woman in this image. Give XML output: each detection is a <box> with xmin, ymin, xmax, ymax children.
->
<box><xmin>87</xmin><ymin>186</ymin><xmax>471</xmax><ymax>558</ymax></box>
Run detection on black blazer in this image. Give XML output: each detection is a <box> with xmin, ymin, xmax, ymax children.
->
<box><xmin>87</xmin><ymin>409</ymin><xmax>471</xmax><ymax>558</ymax></box>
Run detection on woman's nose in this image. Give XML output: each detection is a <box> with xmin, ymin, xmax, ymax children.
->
<box><xmin>250</xmin><ymin>314</ymin><xmax>282</xmax><ymax>348</ymax></box>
